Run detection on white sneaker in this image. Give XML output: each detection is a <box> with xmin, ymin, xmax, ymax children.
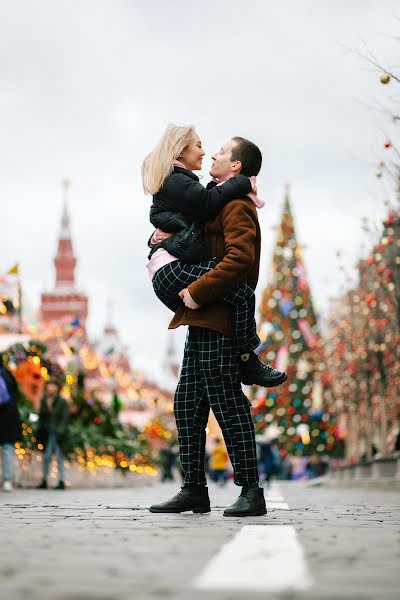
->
<box><xmin>2</xmin><ymin>481</ymin><xmax>13</xmax><ymax>492</ymax></box>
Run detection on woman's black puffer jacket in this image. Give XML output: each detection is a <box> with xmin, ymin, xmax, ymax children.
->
<box><xmin>148</xmin><ymin>166</ymin><xmax>251</xmax><ymax>263</ymax></box>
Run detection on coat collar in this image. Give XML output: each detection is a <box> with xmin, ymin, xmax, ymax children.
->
<box><xmin>173</xmin><ymin>166</ymin><xmax>199</xmax><ymax>181</ymax></box>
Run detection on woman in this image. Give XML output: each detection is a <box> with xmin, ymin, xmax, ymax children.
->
<box><xmin>142</xmin><ymin>123</ymin><xmax>285</xmax><ymax>386</ymax></box>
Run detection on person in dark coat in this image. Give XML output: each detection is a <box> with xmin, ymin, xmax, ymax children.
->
<box><xmin>258</xmin><ymin>440</ymin><xmax>279</xmax><ymax>486</ymax></box>
<box><xmin>159</xmin><ymin>443</ymin><xmax>176</xmax><ymax>482</ymax></box>
<box><xmin>36</xmin><ymin>378</ymin><xmax>70</xmax><ymax>490</ymax></box>
<box><xmin>0</xmin><ymin>353</ymin><xmax>22</xmax><ymax>492</ymax></box>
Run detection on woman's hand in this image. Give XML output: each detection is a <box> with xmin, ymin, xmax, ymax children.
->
<box><xmin>249</xmin><ymin>176</ymin><xmax>257</xmax><ymax>196</ymax></box>
<box><xmin>151</xmin><ymin>228</ymin><xmax>173</xmax><ymax>244</ymax></box>
<box><xmin>179</xmin><ymin>288</ymin><xmax>201</xmax><ymax>310</ymax></box>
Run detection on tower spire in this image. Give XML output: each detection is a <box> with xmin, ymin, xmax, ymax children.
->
<box><xmin>61</xmin><ymin>179</ymin><xmax>71</xmax><ymax>239</ymax></box>
<box><xmin>104</xmin><ymin>300</ymin><xmax>116</xmax><ymax>335</ymax></box>
<box><xmin>54</xmin><ymin>178</ymin><xmax>77</xmax><ymax>288</ymax></box>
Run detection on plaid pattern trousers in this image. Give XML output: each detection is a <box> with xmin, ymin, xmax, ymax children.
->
<box><xmin>153</xmin><ymin>260</ymin><xmax>260</xmax><ymax>352</ymax></box>
<box><xmin>174</xmin><ymin>326</ymin><xmax>259</xmax><ymax>487</ymax></box>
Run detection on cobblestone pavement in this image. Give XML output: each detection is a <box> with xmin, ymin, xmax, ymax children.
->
<box><xmin>0</xmin><ymin>480</ymin><xmax>399</xmax><ymax>600</ymax></box>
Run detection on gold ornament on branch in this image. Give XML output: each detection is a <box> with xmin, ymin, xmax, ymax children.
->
<box><xmin>379</xmin><ymin>73</ymin><xmax>390</xmax><ymax>85</ymax></box>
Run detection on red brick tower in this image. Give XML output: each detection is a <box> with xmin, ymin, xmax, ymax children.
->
<box><xmin>40</xmin><ymin>180</ymin><xmax>88</xmax><ymax>331</ymax></box>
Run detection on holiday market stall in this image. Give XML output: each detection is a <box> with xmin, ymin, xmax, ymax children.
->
<box><xmin>0</xmin><ymin>334</ymin><xmax>177</xmax><ymax>486</ymax></box>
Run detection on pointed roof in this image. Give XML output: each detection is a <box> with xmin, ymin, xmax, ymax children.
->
<box><xmin>60</xmin><ymin>179</ymin><xmax>72</xmax><ymax>239</ymax></box>
<box><xmin>96</xmin><ymin>300</ymin><xmax>129</xmax><ymax>360</ymax></box>
<box><xmin>283</xmin><ymin>182</ymin><xmax>291</xmax><ymax>212</ymax></box>
<box><xmin>104</xmin><ymin>300</ymin><xmax>117</xmax><ymax>335</ymax></box>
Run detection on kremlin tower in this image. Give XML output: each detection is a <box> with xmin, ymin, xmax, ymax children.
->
<box><xmin>40</xmin><ymin>180</ymin><xmax>88</xmax><ymax>331</ymax></box>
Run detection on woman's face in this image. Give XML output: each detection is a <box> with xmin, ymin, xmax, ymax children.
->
<box><xmin>179</xmin><ymin>134</ymin><xmax>205</xmax><ymax>171</ymax></box>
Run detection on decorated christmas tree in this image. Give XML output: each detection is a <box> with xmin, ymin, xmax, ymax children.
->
<box><xmin>326</xmin><ymin>206</ymin><xmax>400</xmax><ymax>460</ymax></box>
<box><xmin>252</xmin><ymin>188</ymin><xmax>343</xmax><ymax>457</ymax></box>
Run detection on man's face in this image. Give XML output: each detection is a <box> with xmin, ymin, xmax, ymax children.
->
<box><xmin>46</xmin><ymin>382</ymin><xmax>59</xmax><ymax>397</ymax></box>
<box><xmin>210</xmin><ymin>139</ymin><xmax>241</xmax><ymax>181</ymax></box>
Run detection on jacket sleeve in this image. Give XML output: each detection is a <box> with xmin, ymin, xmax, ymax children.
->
<box><xmin>149</xmin><ymin>208</ymin><xmax>188</xmax><ymax>232</ymax></box>
<box><xmin>164</xmin><ymin>173</ymin><xmax>252</xmax><ymax>220</ymax></box>
<box><xmin>37</xmin><ymin>399</ymin><xmax>46</xmax><ymax>427</ymax></box>
<box><xmin>57</xmin><ymin>400</ymin><xmax>70</xmax><ymax>436</ymax></box>
<box><xmin>187</xmin><ymin>201</ymin><xmax>257</xmax><ymax>305</ymax></box>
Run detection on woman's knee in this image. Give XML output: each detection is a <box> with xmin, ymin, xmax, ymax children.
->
<box><xmin>236</xmin><ymin>282</ymin><xmax>255</xmax><ymax>300</ymax></box>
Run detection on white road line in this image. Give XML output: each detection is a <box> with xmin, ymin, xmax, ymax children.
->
<box><xmin>194</xmin><ymin>484</ymin><xmax>312</xmax><ymax>592</ymax></box>
<box><xmin>194</xmin><ymin>525</ymin><xmax>313</xmax><ymax>592</ymax></box>
<box><xmin>265</xmin><ymin>501</ymin><xmax>290</xmax><ymax>510</ymax></box>
<box><xmin>265</xmin><ymin>483</ymin><xmax>289</xmax><ymax>509</ymax></box>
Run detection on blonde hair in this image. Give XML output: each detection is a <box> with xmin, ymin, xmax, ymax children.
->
<box><xmin>141</xmin><ymin>124</ymin><xmax>197</xmax><ymax>195</ymax></box>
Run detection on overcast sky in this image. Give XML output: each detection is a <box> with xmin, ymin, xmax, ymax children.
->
<box><xmin>1</xmin><ymin>0</ymin><xmax>399</xmax><ymax>386</ymax></box>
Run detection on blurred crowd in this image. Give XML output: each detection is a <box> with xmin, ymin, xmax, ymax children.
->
<box><xmin>3</xmin><ymin>346</ymin><xmax>400</xmax><ymax>491</ymax></box>
<box><xmin>156</xmin><ymin>435</ymin><xmax>332</xmax><ymax>487</ymax></box>
<box><xmin>0</xmin><ymin>353</ymin><xmax>69</xmax><ymax>491</ymax></box>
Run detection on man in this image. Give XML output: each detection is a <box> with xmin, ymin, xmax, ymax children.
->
<box><xmin>150</xmin><ymin>137</ymin><xmax>276</xmax><ymax>517</ymax></box>
<box><xmin>36</xmin><ymin>377</ymin><xmax>70</xmax><ymax>490</ymax></box>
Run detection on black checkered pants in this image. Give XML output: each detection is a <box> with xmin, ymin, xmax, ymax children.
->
<box><xmin>174</xmin><ymin>326</ymin><xmax>259</xmax><ymax>487</ymax></box>
<box><xmin>153</xmin><ymin>260</ymin><xmax>260</xmax><ymax>352</ymax></box>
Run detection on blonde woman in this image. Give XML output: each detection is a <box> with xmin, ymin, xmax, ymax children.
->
<box><xmin>143</xmin><ymin>124</ymin><xmax>286</xmax><ymax>388</ymax></box>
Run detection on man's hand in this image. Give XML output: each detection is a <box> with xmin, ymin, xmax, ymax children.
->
<box><xmin>179</xmin><ymin>288</ymin><xmax>201</xmax><ymax>310</ymax></box>
<box><xmin>151</xmin><ymin>228</ymin><xmax>173</xmax><ymax>244</ymax></box>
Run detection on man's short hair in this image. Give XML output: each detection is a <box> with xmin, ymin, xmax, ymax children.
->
<box><xmin>230</xmin><ymin>137</ymin><xmax>262</xmax><ymax>177</ymax></box>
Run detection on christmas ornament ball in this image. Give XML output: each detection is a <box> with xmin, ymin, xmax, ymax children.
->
<box><xmin>379</xmin><ymin>73</ymin><xmax>390</xmax><ymax>85</ymax></box>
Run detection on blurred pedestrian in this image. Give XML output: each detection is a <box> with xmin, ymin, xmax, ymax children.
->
<box><xmin>209</xmin><ymin>438</ymin><xmax>229</xmax><ymax>486</ymax></box>
<box><xmin>278</xmin><ymin>454</ymin><xmax>293</xmax><ymax>480</ymax></box>
<box><xmin>0</xmin><ymin>353</ymin><xmax>22</xmax><ymax>492</ymax></box>
<box><xmin>258</xmin><ymin>439</ymin><xmax>279</xmax><ymax>486</ymax></box>
<box><xmin>306</xmin><ymin>453</ymin><xmax>327</xmax><ymax>479</ymax></box>
<box><xmin>36</xmin><ymin>378</ymin><xmax>70</xmax><ymax>490</ymax></box>
<box><xmin>159</xmin><ymin>443</ymin><xmax>176</xmax><ymax>482</ymax></box>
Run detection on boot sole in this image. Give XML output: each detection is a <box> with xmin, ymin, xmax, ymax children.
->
<box><xmin>242</xmin><ymin>374</ymin><xmax>288</xmax><ymax>388</ymax></box>
<box><xmin>149</xmin><ymin>506</ymin><xmax>211</xmax><ymax>514</ymax></box>
<box><xmin>223</xmin><ymin>509</ymin><xmax>267</xmax><ymax>517</ymax></box>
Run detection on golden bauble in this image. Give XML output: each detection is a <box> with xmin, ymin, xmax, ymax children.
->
<box><xmin>379</xmin><ymin>73</ymin><xmax>390</xmax><ymax>85</ymax></box>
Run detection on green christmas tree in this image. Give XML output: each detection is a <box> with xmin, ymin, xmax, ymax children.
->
<box><xmin>252</xmin><ymin>188</ymin><xmax>343</xmax><ymax>458</ymax></box>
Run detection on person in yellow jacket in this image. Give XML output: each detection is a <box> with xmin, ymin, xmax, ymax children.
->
<box><xmin>209</xmin><ymin>438</ymin><xmax>229</xmax><ymax>486</ymax></box>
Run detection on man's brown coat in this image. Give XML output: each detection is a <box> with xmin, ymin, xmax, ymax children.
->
<box><xmin>168</xmin><ymin>197</ymin><xmax>261</xmax><ymax>336</ymax></box>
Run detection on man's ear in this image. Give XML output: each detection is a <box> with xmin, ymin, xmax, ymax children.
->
<box><xmin>231</xmin><ymin>160</ymin><xmax>242</xmax><ymax>174</ymax></box>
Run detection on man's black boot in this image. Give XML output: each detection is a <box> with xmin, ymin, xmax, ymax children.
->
<box><xmin>223</xmin><ymin>487</ymin><xmax>267</xmax><ymax>517</ymax></box>
<box><xmin>36</xmin><ymin>480</ymin><xmax>47</xmax><ymax>489</ymax></box>
<box><xmin>240</xmin><ymin>353</ymin><xmax>287</xmax><ymax>387</ymax></box>
<box><xmin>149</xmin><ymin>486</ymin><xmax>210</xmax><ymax>514</ymax></box>
<box><xmin>54</xmin><ymin>481</ymin><xmax>65</xmax><ymax>490</ymax></box>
